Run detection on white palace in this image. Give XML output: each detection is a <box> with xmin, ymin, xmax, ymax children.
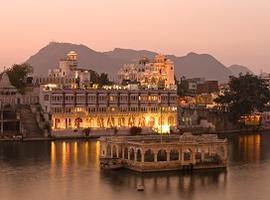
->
<box><xmin>118</xmin><ymin>54</ymin><xmax>176</xmax><ymax>89</ymax></box>
<box><xmin>40</xmin><ymin>85</ymin><xmax>178</xmax><ymax>136</ymax></box>
<box><xmin>37</xmin><ymin>51</ymin><xmax>178</xmax><ymax>136</ymax></box>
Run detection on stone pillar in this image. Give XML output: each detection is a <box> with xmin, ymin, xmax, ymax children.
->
<box><xmin>116</xmin><ymin>147</ymin><xmax>119</xmax><ymax>158</ymax></box>
<box><xmin>167</xmin><ymin>151</ymin><xmax>170</xmax><ymax>161</ymax></box>
<box><xmin>154</xmin><ymin>153</ymin><xmax>157</xmax><ymax>162</ymax></box>
<box><xmin>201</xmin><ymin>151</ymin><xmax>205</xmax><ymax>162</ymax></box>
<box><xmin>181</xmin><ymin>151</ymin><xmax>184</xmax><ymax>162</ymax></box>
<box><xmin>1</xmin><ymin>110</ymin><xmax>3</xmax><ymax>134</ymax></box>
<box><xmin>224</xmin><ymin>145</ymin><xmax>228</xmax><ymax>160</ymax></box>
<box><xmin>135</xmin><ymin>152</ymin><xmax>137</xmax><ymax>161</ymax></box>
<box><xmin>111</xmin><ymin>146</ymin><xmax>113</xmax><ymax>158</ymax></box>
<box><xmin>128</xmin><ymin>150</ymin><xmax>130</xmax><ymax>160</ymax></box>
<box><xmin>192</xmin><ymin>149</ymin><xmax>196</xmax><ymax>164</ymax></box>
<box><xmin>141</xmin><ymin>152</ymin><xmax>144</xmax><ymax>163</ymax></box>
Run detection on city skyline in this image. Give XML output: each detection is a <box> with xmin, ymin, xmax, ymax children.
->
<box><xmin>1</xmin><ymin>0</ymin><xmax>270</xmax><ymax>73</ymax></box>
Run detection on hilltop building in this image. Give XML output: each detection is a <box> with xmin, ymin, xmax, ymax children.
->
<box><xmin>118</xmin><ymin>54</ymin><xmax>176</xmax><ymax>89</ymax></box>
<box><xmin>34</xmin><ymin>51</ymin><xmax>91</xmax><ymax>87</ymax></box>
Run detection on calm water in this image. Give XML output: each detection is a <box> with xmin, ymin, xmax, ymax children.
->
<box><xmin>0</xmin><ymin>133</ymin><xmax>270</xmax><ymax>200</ymax></box>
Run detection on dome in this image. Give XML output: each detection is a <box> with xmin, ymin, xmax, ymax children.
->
<box><xmin>67</xmin><ymin>51</ymin><xmax>77</xmax><ymax>56</ymax></box>
<box><xmin>0</xmin><ymin>72</ymin><xmax>17</xmax><ymax>93</ymax></box>
<box><xmin>67</xmin><ymin>51</ymin><xmax>78</xmax><ymax>61</ymax></box>
<box><xmin>0</xmin><ymin>73</ymin><xmax>16</xmax><ymax>89</ymax></box>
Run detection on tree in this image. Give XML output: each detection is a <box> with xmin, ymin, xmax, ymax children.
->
<box><xmin>6</xmin><ymin>63</ymin><xmax>33</xmax><ymax>94</ymax></box>
<box><xmin>99</xmin><ymin>73</ymin><xmax>110</xmax><ymax>86</ymax></box>
<box><xmin>215</xmin><ymin>74</ymin><xmax>270</xmax><ymax>123</ymax></box>
<box><xmin>83</xmin><ymin>128</ymin><xmax>91</xmax><ymax>137</ymax></box>
<box><xmin>89</xmin><ymin>70</ymin><xmax>99</xmax><ymax>84</ymax></box>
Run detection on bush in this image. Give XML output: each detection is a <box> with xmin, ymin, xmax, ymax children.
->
<box><xmin>129</xmin><ymin>126</ymin><xmax>142</xmax><ymax>135</ymax></box>
<box><xmin>83</xmin><ymin>128</ymin><xmax>91</xmax><ymax>137</ymax></box>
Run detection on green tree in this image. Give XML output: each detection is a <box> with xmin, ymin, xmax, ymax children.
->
<box><xmin>99</xmin><ymin>73</ymin><xmax>110</xmax><ymax>86</ymax></box>
<box><xmin>215</xmin><ymin>74</ymin><xmax>270</xmax><ymax>123</ymax></box>
<box><xmin>83</xmin><ymin>128</ymin><xmax>91</xmax><ymax>137</ymax></box>
<box><xmin>89</xmin><ymin>70</ymin><xmax>99</xmax><ymax>84</ymax></box>
<box><xmin>6</xmin><ymin>63</ymin><xmax>33</xmax><ymax>94</ymax></box>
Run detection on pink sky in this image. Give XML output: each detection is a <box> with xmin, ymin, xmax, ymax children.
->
<box><xmin>0</xmin><ymin>0</ymin><xmax>270</xmax><ymax>73</ymax></box>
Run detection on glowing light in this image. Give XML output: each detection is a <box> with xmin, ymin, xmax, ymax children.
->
<box><xmin>153</xmin><ymin>125</ymin><xmax>170</xmax><ymax>134</ymax></box>
<box><xmin>51</xmin><ymin>142</ymin><xmax>56</xmax><ymax>167</ymax></box>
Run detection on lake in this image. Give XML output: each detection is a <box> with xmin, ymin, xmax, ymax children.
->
<box><xmin>0</xmin><ymin>133</ymin><xmax>269</xmax><ymax>200</ymax></box>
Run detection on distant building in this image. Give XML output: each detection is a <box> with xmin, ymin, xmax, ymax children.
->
<box><xmin>34</xmin><ymin>51</ymin><xmax>91</xmax><ymax>87</ymax></box>
<box><xmin>178</xmin><ymin>77</ymin><xmax>218</xmax><ymax>96</ymax></box>
<box><xmin>118</xmin><ymin>54</ymin><xmax>176</xmax><ymax>89</ymax></box>
<box><xmin>0</xmin><ymin>72</ymin><xmax>39</xmax><ymax>106</ymax></box>
<box><xmin>197</xmin><ymin>81</ymin><xmax>219</xmax><ymax>94</ymax></box>
<box><xmin>0</xmin><ymin>72</ymin><xmax>18</xmax><ymax>105</ymax></box>
<box><xmin>259</xmin><ymin>72</ymin><xmax>270</xmax><ymax>87</ymax></box>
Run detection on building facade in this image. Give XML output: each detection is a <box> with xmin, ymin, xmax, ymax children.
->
<box><xmin>100</xmin><ymin>133</ymin><xmax>228</xmax><ymax>172</ymax></box>
<box><xmin>34</xmin><ymin>51</ymin><xmax>91</xmax><ymax>87</ymax></box>
<box><xmin>40</xmin><ymin>86</ymin><xmax>178</xmax><ymax>134</ymax></box>
<box><xmin>118</xmin><ymin>54</ymin><xmax>176</xmax><ymax>89</ymax></box>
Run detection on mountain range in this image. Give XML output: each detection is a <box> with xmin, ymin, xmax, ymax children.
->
<box><xmin>26</xmin><ymin>42</ymin><xmax>253</xmax><ymax>83</ymax></box>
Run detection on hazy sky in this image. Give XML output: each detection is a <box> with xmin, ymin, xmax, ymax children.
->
<box><xmin>1</xmin><ymin>0</ymin><xmax>270</xmax><ymax>73</ymax></box>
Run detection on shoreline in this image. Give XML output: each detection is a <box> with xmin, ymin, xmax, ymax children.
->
<box><xmin>1</xmin><ymin>128</ymin><xmax>270</xmax><ymax>142</ymax></box>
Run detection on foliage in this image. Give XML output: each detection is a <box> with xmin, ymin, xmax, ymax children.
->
<box><xmin>89</xmin><ymin>70</ymin><xmax>111</xmax><ymax>87</ymax></box>
<box><xmin>83</xmin><ymin>127</ymin><xmax>91</xmax><ymax>137</ymax></box>
<box><xmin>129</xmin><ymin>126</ymin><xmax>142</xmax><ymax>135</ymax></box>
<box><xmin>6</xmin><ymin>63</ymin><xmax>33</xmax><ymax>94</ymax></box>
<box><xmin>99</xmin><ymin>73</ymin><xmax>110</xmax><ymax>86</ymax></box>
<box><xmin>89</xmin><ymin>70</ymin><xmax>99</xmax><ymax>84</ymax></box>
<box><xmin>44</xmin><ymin>122</ymin><xmax>52</xmax><ymax>132</ymax></box>
<box><xmin>215</xmin><ymin>74</ymin><xmax>270</xmax><ymax>123</ymax></box>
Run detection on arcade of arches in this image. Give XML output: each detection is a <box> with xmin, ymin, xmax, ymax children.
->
<box><xmin>102</xmin><ymin>143</ymin><xmax>226</xmax><ymax>164</ymax></box>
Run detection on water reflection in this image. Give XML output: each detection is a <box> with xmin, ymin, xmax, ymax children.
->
<box><xmin>101</xmin><ymin>169</ymin><xmax>227</xmax><ymax>198</ymax></box>
<box><xmin>2</xmin><ymin>133</ymin><xmax>270</xmax><ymax>200</ymax></box>
<box><xmin>237</xmin><ymin>134</ymin><xmax>261</xmax><ymax>162</ymax></box>
<box><xmin>50</xmin><ymin>140</ymin><xmax>97</xmax><ymax>169</ymax></box>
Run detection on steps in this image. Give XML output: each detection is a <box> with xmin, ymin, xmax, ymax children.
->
<box><xmin>20</xmin><ymin>106</ymin><xmax>44</xmax><ymax>138</ymax></box>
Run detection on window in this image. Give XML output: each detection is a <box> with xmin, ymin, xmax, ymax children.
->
<box><xmin>44</xmin><ymin>95</ymin><xmax>49</xmax><ymax>101</ymax></box>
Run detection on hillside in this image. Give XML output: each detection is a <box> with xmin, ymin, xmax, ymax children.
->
<box><xmin>228</xmin><ymin>64</ymin><xmax>254</xmax><ymax>76</ymax></box>
<box><xmin>26</xmin><ymin>42</ymin><xmax>126</xmax><ymax>76</ymax></box>
<box><xmin>26</xmin><ymin>42</ymin><xmax>251</xmax><ymax>82</ymax></box>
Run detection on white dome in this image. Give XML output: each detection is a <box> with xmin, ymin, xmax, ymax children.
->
<box><xmin>0</xmin><ymin>73</ymin><xmax>16</xmax><ymax>89</ymax></box>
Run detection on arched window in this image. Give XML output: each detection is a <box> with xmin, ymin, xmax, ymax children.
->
<box><xmin>168</xmin><ymin>116</ymin><xmax>175</xmax><ymax>126</ymax></box>
<box><xmin>124</xmin><ymin>147</ymin><xmax>128</xmax><ymax>159</ymax></box>
<box><xmin>137</xmin><ymin>149</ymin><xmax>142</xmax><ymax>162</ymax></box>
<box><xmin>170</xmin><ymin>149</ymin><xmax>179</xmax><ymax>161</ymax></box>
<box><xmin>106</xmin><ymin>144</ymin><xmax>111</xmax><ymax>157</ymax></box>
<box><xmin>130</xmin><ymin>148</ymin><xmax>135</xmax><ymax>160</ymax></box>
<box><xmin>119</xmin><ymin>147</ymin><xmax>122</xmax><ymax>159</ymax></box>
<box><xmin>216</xmin><ymin>146</ymin><xmax>225</xmax><ymax>158</ymax></box>
<box><xmin>112</xmin><ymin>145</ymin><xmax>117</xmax><ymax>158</ymax></box>
<box><xmin>184</xmin><ymin>149</ymin><xmax>192</xmax><ymax>161</ymax></box>
<box><xmin>75</xmin><ymin>118</ymin><xmax>83</xmax><ymax>128</ymax></box>
<box><xmin>144</xmin><ymin>149</ymin><xmax>154</xmax><ymax>162</ymax></box>
<box><xmin>157</xmin><ymin>149</ymin><xmax>167</xmax><ymax>161</ymax></box>
<box><xmin>148</xmin><ymin>117</ymin><xmax>155</xmax><ymax>127</ymax></box>
<box><xmin>138</xmin><ymin>117</ymin><xmax>146</xmax><ymax>127</ymax></box>
<box><xmin>195</xmin><ymin>147</ymin><xmax>202</xmax><ymax>160</ymax></box>
<box><xmin>55</xmin><ymin>118</ymin><xmax>60</xmax><ymax>129</ymax></box>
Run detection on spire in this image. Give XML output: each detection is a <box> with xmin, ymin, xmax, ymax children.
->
<box><xmin>0</xmin><ymin>72</ymin><xmax>17</xmax><ymax>91</ymax></box>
